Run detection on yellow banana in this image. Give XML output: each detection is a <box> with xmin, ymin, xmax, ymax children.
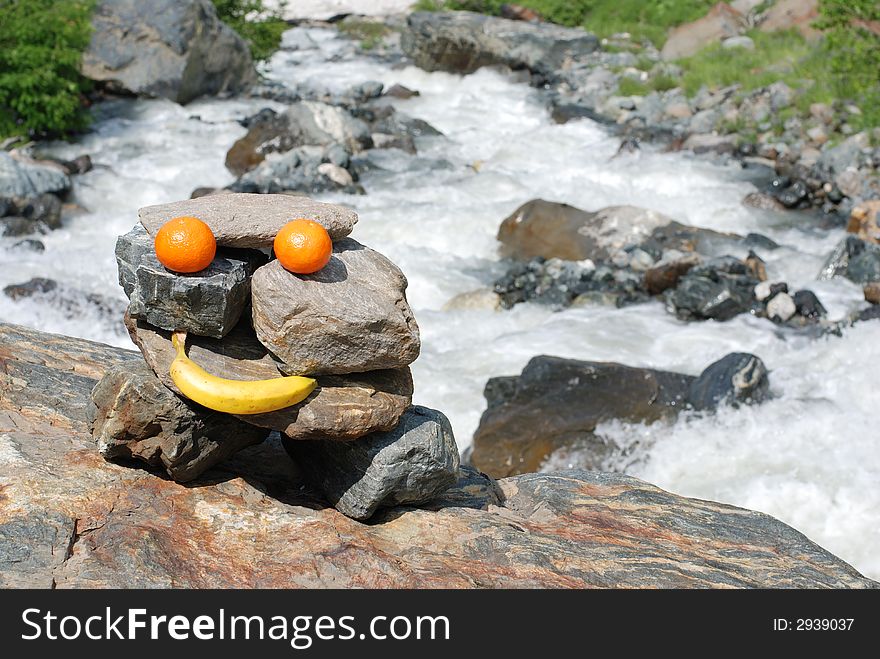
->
<box><xmin>169</xmin><ymin>331</ymin><xmax>316</xmax><ymax>414</ymax></box>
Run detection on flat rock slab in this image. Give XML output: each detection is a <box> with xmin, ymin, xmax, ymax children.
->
<box><xmin>285</xmin><ymin>406</ymin><xmax>460</xmax><ymax>520</ymax></box>
<box><xmin>251</xmin><ymin>237</ymin><xmax>421</xmax><ymax>375</ymax></box>
<box><xmin>138</xmin><ymin>192</ymin><xmax>358</xmax><ymax>248</ymax></box>
<box><xmin>126</xmin><ymin>314</ymin><xmax>412</xmax><ymax>441</ymax></box>
<box><xmin>116</xmin><ymin>224</ymin><xmax>266</xmax><ymax>338</ymax></box>
<box><xmin>89</xmin><ymin>362</ymin><xmax>268</xmax><ymax>482</ymax></box>
<box><xmin>0</xmin><ymin>323</ymin><xmax>875</xmax><ymax>588</ymax></box>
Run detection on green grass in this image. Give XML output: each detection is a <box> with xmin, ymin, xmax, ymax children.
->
<box><xmin>338</xmin><ymin>19</ymin><xmax>392</xmax><ymax>50</ymax></box>
<box><xmin>617</xmin><ymin>77</ymin><xmax>650</xmax><ymax>96</ymax></box>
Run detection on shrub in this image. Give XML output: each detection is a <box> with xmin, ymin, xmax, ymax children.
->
<box><xmin>0</xmin><ymin>0</ymin><xmax>95</xmax><ymax>139</ymax></box>
<box><xmin>617</xmin><ymin>77</ymin><xmax>650</xmax><ymax>96</ymax></box>
<box><xmin>211</xmin><ymin>0</ymin><xmax>288</xmax><ymax>62</ymax></box>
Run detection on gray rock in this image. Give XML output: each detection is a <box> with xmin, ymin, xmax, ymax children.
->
<box><xmin>722</xmin><ymin>35</ymin><xmax>755</xmax><ymax>50</ymax></box>
<box><xmin>225</xmin><ymin>102</ymin><xmax>372</xmax><ymax>176</ymax></box>
<box><xmin>116</xmin><ymin>224</ymin><xmax>265</xmax><ymax>338</ymax></box>
<box><xmin>251</xmin><ymin>238</ymin><xmax>420</xmax><ymax>375</ymax></box>
<box><xmin>0</xmin><ymin>152</ymin><xmax>70</xmax><ymax>198</ymax></box>
<box><xmin>81</xmin><ymin>0</ymin><xmax>256</xmax><ymax>104</ymax></box>
<box><xmin>284</xmin><ymin>406</ymin><xmax>460</xmax><ymax>520</ymax></box>
<box><xmin>138</xmin><ymin>192</ymin><xmax>358</xmax><ymax>249</ymax></box>
<box><xmin>687</xmin><ymin>353</ymin><xmax>769</xmax><ymax>411</ymax></box>
<box><xmin>401</xmin><ymin>11</ymin><xmax>598</xmax><ymax>77</ymax></box>
<box><xmin>230</xmin><ymin>146</ymin><xmax>361</xmax><ymax>195</ymax></box>
<box><xmin>126</xmin><ymin>314</ymin><xmax>413</xmax><ymax>442</ymax></box>
<box><xmin>18</xmin><ymin>193</ymin><xmax>63</xmax><ymax>230</ymax></box>
<box><xmin>89</xmin><ymin>361</ymin><xmax>268</xmax><ymax>482</ymax></box>
<box><xmin>819</xmin><ymin>236</ymin><xmax>880</xmax><ymax>284</ymax></box>
<box><xmin>666</xmin><ymin>257</ymin><xmax>759</xmax><ymax>321</ymax></box>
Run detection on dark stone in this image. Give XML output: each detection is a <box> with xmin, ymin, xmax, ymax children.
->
<box><xmin>819</xmin><ymin>236</ymin><xmax>880</xmax><ymax>284</ymax></box>
<box><xmin>768</xmin><ymin>281</ymin><xmax>789</xmax><ymax>300</ymax></box>
<box><xmin>115</xmin><ymin>224</ymin><xmax>266</xmax><ymax>339</ymax></box>
<box><xmin>89</xmin><ymin>361</ymin><xmax>269</xmax><ymax>482</ymax></box>
<box><xmin>20</xmin><ymin>193</ymin><xmax>62</xmax><ymax>230</ymax></box>
<box><xmin>744</xmin><ymin>232</ymin><xmax>780</xmax><ymax>250</ymax></box>
<box><xmin>283</xmin><ymin>406</ymin><xmax>460</xmax><ymax>521</ymax></box>
<box><xmin>471</xmin><ymin>356</ymin><xmax>694</xmax><ymax>478</ymax></box>
<box><xmin>793</xmin><ymin>290</ymin><xmax>826</xmax><ymax>320</ymax></box>
<box><xmin>643</xmin><ymin>254</ymin><xmax>701</xmax><ymax>295</ymax></box>
<box><xmin>666</xmin><ymin>257</ymin><xmax>759</xmax><ymax>321</ymax></box>
<box><xmin>776</xmin><ymin>180</ymin><xmax>809</xmax><ymax>208</ymax></box>
<box><xmin>0</xmin><ymin>216</ymin><xmax>38</xmax><ymax>237</ymax></box>
<box><xmin>687</xmin><ymin>353</ymin><xmax>770</xmax><ymax>411</ymax></box>
<box><xmin>3</xmin><ymin>277</ymin><xmax>57</xmax><ymax>300</ymax></box>
<box><xmin>11</xmin><ymin>239</ymin><xmax>45</xmax><ymax>253</ymax></box>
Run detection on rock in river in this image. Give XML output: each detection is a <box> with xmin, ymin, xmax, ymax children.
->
<box><xmin>0</xmin><ymin>322</ymin><xmax>873</xmax><ymax>588</ymax></box>
<box><xmin>89</xmin><ymin>361</ymin><xmax>268</xmax><ymax>482</ymax></box>
<box><xmin>402</xmin><ymin>11</ymin><xmax>598</xmax><ymax>76</ymax></box>
<box><xmin>116</xmin><ymin>224</ymin><xmax>266</xmax><ymax>338</ymax></box>
<box><xmin>138</xmin><ymin>192</ymin><xmax>358</xmax><ymax>248</ymax></box>
<box><xmin>81</xmin><ymin>0</ymin><xmax>256</xmax><ymax>104</ymax></box>
<box><xmin>284</xmin><ymin>406</ymin><xmax>460</xmax><ymax>521</ymax></box>
<box><xmin>819</xmin><ymin>236</ymin><xmax>880</xmax><ymax>284</ymax></box>
<box><xmin>666</xmin><ymin>256</ymin><xmax>759</xmax><ymax>321</ymax></box>
<box><xmin>0</xmin><ymin>152</ymin><xmax>70</xmax><ymax>199</ymax></box>
<box><xmin>251</xmin><ymin>238</ymin><xmax>421</xmax><ymax>375</ymax></box>
<box><xmin>687</xmin><ymin>352</ymin><xmax>769</xmax><ymax>411</ymax></box>
<box><xmin>126</xmin><ymin>315</ymin><xmax>413</xmax><ymax>441</ymax></box>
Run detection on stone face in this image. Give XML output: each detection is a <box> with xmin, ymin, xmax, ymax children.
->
<box><xmin>251</xmin><ymin>238</ymin><xmax>420</xmax><ymax>375</ymax></box>
<box><xmin>471</xmin><ymin>356</ymin><xmax>694</xmax><ymax>478</ymax></box>
<box><xmin>402</xmin><ymin>11</ymin><xmax>598</xmax><ymax>76</ymax></box>
<box><xmin>116</xmin><ymin>224</ymin><xmax>266</xmax><ymax>338</ymax></box>
<box><xmin>687</xmin><ymin>353</ymin><xmax>769</xmax><ymax>411</ymax></box>
<box><xmin>661</xmin><ymin>2</ymin><xmax>747</xmax><ymax>60</ymax></box>
<box><xmin>138</xmin><ymin>192</ymin><xmax>358</xmax><ymax>248</ymax></box>
<box><xmin>126</xmin><ymin>315</ymin><xmax>412</xmax><ymax>441</ymax></box>
<box><xmin>226</xmin><ymin>103</ymin><xmax>372</xmax><ymax>176</ymax></box>
<box><xmin>285</xmin><ymin>406</ymin><xmax>460</xmax><ymax>520</ymax></box>
<box><xmin>81</xmin><ymin>0</ymin><xmax>256</xmax><ymax>104</ymax></box>
<box><xmin>0</xmin><ymin>152</ymin><xmax>70</xmax><ymax>198</ymax></box>
<box><xmin>1</xmin><ymin>323</ymin><xmax>874</xmax><ymax>588</ymax></box>
<box><xmin>89</xmin><ymin>362</ymin><xmax>268</xmax><ymax>482</ymax></box>
<box><xmin>498</xmin><ymin>199</ymin><xmax>676</xmax><ymax>262</ymax></box>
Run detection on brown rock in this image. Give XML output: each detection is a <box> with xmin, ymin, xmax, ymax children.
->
<box><xmin>89</xmin><ymin>362</ymin><xmax>268</xmax><ymax>482</ymax></box>
<box><xmin>471</xmin><ymin>356</ymin><xmax>694</xmax><ymax>478</ymax></box>
<box><xmin>864</xmin><ymin>282</ymin><xmax>880</xmax><ymax>305</ymax></box>
<box><xmin>644</xmin><ymin>254</ymin><xmax>702</xmax><ymax>295</ymax></box>
<box><xmin>846</xmin><ymin>200</ymin><xmax>880</xmax><ymax>244</ymax></box>
<box><xmin>759</xmin><ymin>0</ymin><xmax>821</xmax><ymax>41</ymax></box>
<box><xmin>661</xmin><ymin>3</ymin><xmax>746</xmax><ymax>60</ymax></box>
<box><xmin>125</xmin><ymin>314</ymin><xmax>413</xmax><ymax>441</ymax></box>
<box><xmin>0</xmin><ymin>322</ymin><xmax>875</xmax><ymax>588</ymax></box>
<box><xmin>251</xmin><ymin>238</ymin><xmax>420</xmax><ymax>375</ymax></box>
<box><xmin>138</xmin><ymin>192</ymin><xmax>358</xmax><ymax>249</ymax></box>
<box><xmin>498</xmin><ymin>199</ymin><xmax>675</xmax><ymax>262</ymax></box>
<box><xmin>745</xmin><ymin>250</ymin><xmax>768</xmax><ymax>281</ymax></box>
<box><xmin>743</xmin><ymin>191</ymin><xmax>785</xmax><ymax>211</ymax></box>
<box><xmin>384</xmin><ymin>84</ymin><xmax>420</xmax><ymax>99</ymax></box>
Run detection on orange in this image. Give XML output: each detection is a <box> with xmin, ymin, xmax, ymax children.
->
<box><xmin>154</xmin><ymin>216</ymin><xmax>217</xmax><ymax>273</ymax></box>
<box><xmin>274</xmin><ymin>219</ymin><xmax>333</xmax><ymax>274</ymax></box>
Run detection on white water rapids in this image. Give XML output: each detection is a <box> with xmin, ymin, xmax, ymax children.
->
<box><xmin>1</xmin><ymin>27</ymin><xmax>877</xmax><ymax>578</ymax></box>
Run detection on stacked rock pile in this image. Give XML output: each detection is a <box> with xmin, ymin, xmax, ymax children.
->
<box><xmin>89</xmin><ymin>192</ymin><xmax>459</xmax><ymax>520</ymax></box>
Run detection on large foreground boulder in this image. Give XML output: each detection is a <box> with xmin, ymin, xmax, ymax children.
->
<box><xmin>285</xmin><ymin>406</ymin><xmax>460</xmax><ymax>520</ymax></box>
<box><xmin>471</xmin><ymin>352</ymin><xmax>769</xmax><ymax>478</ymax></box>
<box><xmin>251</xmin><ymin>238</ymin><xmax>421</xmax><ymax>375</ymax></box>
<box><xmin>0</xmin><ymin>322</ymin><xmax>874</xmax><ymax>588</ymax></box>
<box><xmin>138</xmin><ymin>192</ymin><xmax>358</xmax><ymax>248</ymax></box>
<box><xmin>402</xmin><ymin>11</ymin><xmax>599</xmax><ymax>76</ymax></box>
<box><xmin>81</xmin><ymin>0</ymin><xmax>256</xmax><ymax>104</ymax></box>
<box><xmin>125</xmin><ymin>315</ymin><xmax>413</xmax><ymax>441</ymax></box>
<box><xmin>89</xmin><ymin>362</ymin><xmax>268</xmax><ymax>482</ymax></box>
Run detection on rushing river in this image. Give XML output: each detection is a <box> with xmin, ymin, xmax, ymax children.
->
<box><xmin>2</xmin><ymin>27</ymin><xmax>877</xmax><ymax>578</ymax></box>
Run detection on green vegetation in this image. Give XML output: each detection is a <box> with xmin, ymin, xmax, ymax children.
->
<box><xmin>617</xmin><ymin>77</ymin><xmax>650</xmax><ymax>96</ymax></box>
<box><xmin>0</xmin><ymin>0</ymin><xmax>95</xmax><ymax>140</ymax></box>
<box><xmin>414</xmin><ymin>0</ymin><xmax>718</xmax><ymax>46</ymax></box>
<box><xmin>211</xmin><ymin>0</ymin><xmax>288</xmax><ymax>62</ymax></box>
<box><xmin>815</xmin><ymin>0</ymin><xmax>880</xmax><ymax>129</ymax></box>
<box><xmin>338</xmin><ymin>19</ymin><xmax>392</xmax><ymax>50</ymax></box>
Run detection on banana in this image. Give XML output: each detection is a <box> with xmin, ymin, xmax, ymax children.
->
<box><xmin>169</xmin><ymin>331</ymin><xmax>316</xmax><ymax>414</ymax></box>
